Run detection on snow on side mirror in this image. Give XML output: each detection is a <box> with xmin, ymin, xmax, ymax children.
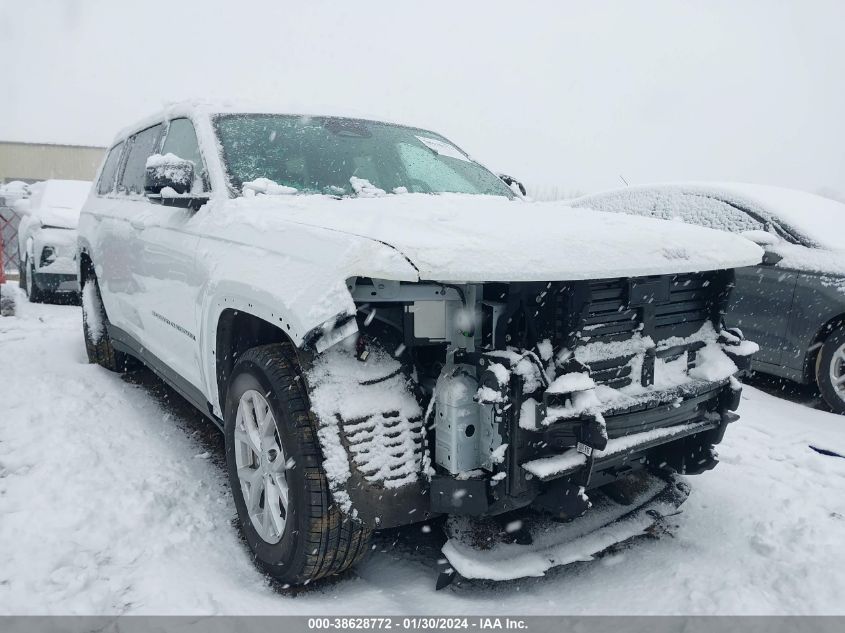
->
<box><xmin>740</xmin><ymin>229</ymin><xmax>779</xmax><ymax>247</ymax></box>
<box><xmin>144</xmin><ymin>153</ymin><xmax>195</xmax><ymax>196</ymax></box>
<box><xmin>740</xmin><ymin>230</ymin><xmax>783</xmax><ymax>265</ymax></box>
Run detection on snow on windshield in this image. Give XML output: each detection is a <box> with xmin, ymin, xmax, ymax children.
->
<box><xmin>212</xmin><ymin>113</ymin><xmax>513</xmax><ymax>198</ymax></box>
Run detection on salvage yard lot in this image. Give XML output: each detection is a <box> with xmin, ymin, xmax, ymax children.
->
<box><xmin>1</xmin><ymin>297</ymin><xmax>844</xmax><ymax>615</ymax></box>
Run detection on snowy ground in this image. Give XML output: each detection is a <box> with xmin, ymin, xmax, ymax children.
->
<box><xmin>1</xmin><ymin>295</ymin><xmax>844</xmax><ymax>615</ymax></box>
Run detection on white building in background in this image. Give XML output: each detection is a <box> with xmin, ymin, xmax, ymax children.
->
<box><xmin>0</xmin><ymin>140</ymin><xmax>105</xmax><ymax>184</ymax></box>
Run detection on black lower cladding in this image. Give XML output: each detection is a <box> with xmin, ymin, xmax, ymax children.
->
<box><xmin>33</xmin><ymin>272</ymin><xmax>77</xmax><ymax>292</ymax></box>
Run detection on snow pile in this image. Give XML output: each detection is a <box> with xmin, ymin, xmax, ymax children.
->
<box><xmin>0</xmin><ymin>283</ymin><xmax>21</xmax><ymax>316</ymax></box>
<box><xmin>547</xmin><ymin>371</ymin><xmax>595</xmax><ymax>394</ymax></box>
<box><xmin>241</xmin><ymin>177</ymin><xmax>297</xmax><ymax>197</ymax></box>
<box><xmin>307</xmin><ymin>343</ymin><xmax>426</xmax><ymax>507</ymax></box>
<box><xmin>349</xmin><ymin>176</ymin><xmax>386</xmax><ymax>198</ymax></box>
<box><xmin>485</xmin><ymin>349</ymin><xmax>550</xmax><ymax>394</ymax></box>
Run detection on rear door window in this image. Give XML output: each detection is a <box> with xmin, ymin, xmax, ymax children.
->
<box><xmin>119</xmin><ymin>124</ymin><xmax>164</xmax><ymax>195</ymax></box>
<box><xmin>97</xmin><ymin>142</ymin><xmax>124</xmax><ymax>195</ymax></box>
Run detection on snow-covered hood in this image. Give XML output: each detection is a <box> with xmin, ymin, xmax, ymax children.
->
<box><xmin>35</xmin><ymin>226</ymin><xmax>77</xmax><ymax>248</ymax></box>
<box><xmin>26</xmin><ymin>179</ymin><xmax>91</xmax><ymax>230</ymax></box>
<box><xmin>221</xmin><ymin>193</ymin><xmax>763</xmax><ymax>282</ymax></box>
<box><xmin>33</xmin><ymin>207</ymin><xmax>80</xmax><ymax>230</ymax></box>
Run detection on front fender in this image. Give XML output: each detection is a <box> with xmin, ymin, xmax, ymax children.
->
<box><xmin>197</xmin><ymin>243</ymin><xmax>418</xmax><ymax>416</ymax></box>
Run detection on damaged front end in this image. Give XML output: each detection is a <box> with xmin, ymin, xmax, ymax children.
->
<box><xmin>304</xmin><ymin>270</ymin><xmax>755</xmax><ymax>528</ymax></box>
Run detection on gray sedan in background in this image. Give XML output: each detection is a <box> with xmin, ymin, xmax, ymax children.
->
<box><xmin>571</xmin><ymin>183</ymin><xmax>845</xmax><ymax>414</ymax></box>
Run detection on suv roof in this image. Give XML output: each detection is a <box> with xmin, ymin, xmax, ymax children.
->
<box><xmin>113</xmin><ymin>99</ymin><xmax>423</xmax><ymax>145</ymax></box>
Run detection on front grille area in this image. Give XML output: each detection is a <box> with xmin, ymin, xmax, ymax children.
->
<box><xmin>576</xmin><ymin>272</ymin><xmax>719</xmax><ymax>389</ymax></box>
<box><xmin>581</xmin><ymin>279</ymin><xmax>640</xmax><ymax>339</ymax></box>
<box><xmin>586</xmin><ymin>354</ymin><xmax>636</xmax><ymax>389</ymax></box>
<box><xmin>581</xmin><ymin>272</ymin><xmax>717</xmax><ymax>344</ymax></box>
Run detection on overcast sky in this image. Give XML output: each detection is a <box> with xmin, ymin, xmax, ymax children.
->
<box><xmin>1</xmin><ymin>0</ymin><xmax>843</xmax><ymax>196</ymax></box>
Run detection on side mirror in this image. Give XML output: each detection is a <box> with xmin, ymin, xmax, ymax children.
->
<box><xmin>740</xmin><ymin>229</ymin><xmax>779</xmax><ymax>247</ymax></box>
<box><xmin>761</xmin><ymin>250</ymin><xmax>783</xmax><ymax>266</ymax></box>
<box><xmin>144</xmin><ymin>154</ymin><xmax>208</xmax><ymax>210</ymax></box>
<box><xmin>498</xmin><ymin>173</ymin><xmax>527</xmax><ymax>197</ymax></box>
<box><xmin>144</xmin><ymin>154</ymin><xmax>195</xmax><ymax>196</ymax></box>
<box><xmin>740</xmin><ymin>230</ymin><xmax>783</xmax><ymax>266</ymax></box>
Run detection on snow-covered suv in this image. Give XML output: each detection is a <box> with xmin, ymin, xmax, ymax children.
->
<box><xmin>78</xmin><ymin>102</ymin><xmax>762</xmax><ymax>585</ymax></box>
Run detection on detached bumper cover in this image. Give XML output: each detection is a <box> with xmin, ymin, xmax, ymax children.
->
<box><xmin>33</xmin><ymin>271</ymin><xmax>78</xmax><ymax>293</ymax></box>
<box><xmin>441</xmin><ymin>472</ymin><xmax>690</xmax><ymax>581</ymax></box>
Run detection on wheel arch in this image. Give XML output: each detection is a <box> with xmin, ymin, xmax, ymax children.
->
<box><xmin>79</xmin><ymin>249</ymin><xmax>94</xmax><ymax>282</ymax></box>
<box><xmin>213</xmin><ymin>307</ymin><xmax>300</xmax><ymax>419</ymax></box>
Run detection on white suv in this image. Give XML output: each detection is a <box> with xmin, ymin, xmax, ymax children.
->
<box><xmin>78</xmin><ymin>101</ymin><xmax>761</xmax><ymax>585</ymax></box>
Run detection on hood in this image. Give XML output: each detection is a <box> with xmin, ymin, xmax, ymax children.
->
<box><xmin>34</xmin><ymin>207</ymin><xmax>80</xmax><ymax>229</ymax></box>
<box><xmin>223</xmin><ymin>193</ymin><xmax>763</xmax><ymax>282</ymax></box>
<box><xmin>28</xmin><ymin>180</ymin><xmax>91</xmax><ymax>230</ymax></box>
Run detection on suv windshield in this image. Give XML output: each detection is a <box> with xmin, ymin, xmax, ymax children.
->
<box><xmin>213</xmin><ymin>114</ymin><xmax>513</xmax><ymax>198</ymax></box>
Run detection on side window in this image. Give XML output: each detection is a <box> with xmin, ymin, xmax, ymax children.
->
<box><xmin>161</xmin><ymin>118</ymin><xmax>207</xmax><ymax>191</ymax></box>
<box><xmin>97</xmin><ymin>142</ymin><xmax>124</xmax><ymax>195</ymax></box>
<box><xmin>119</xmin><ymin>124</ymin><xmax>164</xmax><ymax>194</ymax></box>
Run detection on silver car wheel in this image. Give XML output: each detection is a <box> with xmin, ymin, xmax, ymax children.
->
<box><xmin>831</xmin><ymin>342</ymin><xmax>845</xmax><ymax>400</ymax></box>
<box><xmin>234</xmin><ymin>389</ymin><xmax>290</xmax><ymax>544</ymax></box>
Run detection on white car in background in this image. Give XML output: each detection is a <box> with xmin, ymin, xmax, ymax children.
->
<box><xmin>16</xmin><ymin>179</ymin><xmax>91</xmax><ymax>302</ymax></box>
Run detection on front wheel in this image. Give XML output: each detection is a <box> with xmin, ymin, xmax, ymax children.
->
<box><xmin>816</xmin><ymin>326</ymin><xmax>845</xmax><ymax>415</ymax></box>
<box><xmin>81</xmin><ymin>274</ymin><xmax>132</xmax><ymax>372</ymax></box>
<box><xmin>225</xmin><ymin>344</ymin><xmax>371</xmax><ymax>585</ymax></box>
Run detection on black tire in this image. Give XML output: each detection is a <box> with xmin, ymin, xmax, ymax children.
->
<box><xmin>816</xmin><ymin>326</ymin><xmax>845</xmax><ymax>415</ymax></box>
<box><xmin>81</xmin><ymin>273</ymin><xmax>132</xmax><ymax>372</ymax></box>
<box><xmin>24</xmin><ymin>258</ymin><xmax>45</xmax><ymax>303</ymax></box>
<box><xmin>225</xmin><ymin>344</ymin><xmax>371</xmax><ymax>584</ymax></box>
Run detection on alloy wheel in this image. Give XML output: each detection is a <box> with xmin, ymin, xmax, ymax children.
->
<box><xmin>830</xmin><ymin>342</ymin><xmax>845</xmax><ymax>402</ymax></box>
<box><xmin>234</xmin><ymin>389</ymin><xmax>290</xmax><ymax>544</ymax></box>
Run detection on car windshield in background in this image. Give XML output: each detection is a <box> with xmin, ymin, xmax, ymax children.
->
<box><xmin>213</xmin><ymin>114</ymin><xmax>513</xmax><ymax>198</ymax></box>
